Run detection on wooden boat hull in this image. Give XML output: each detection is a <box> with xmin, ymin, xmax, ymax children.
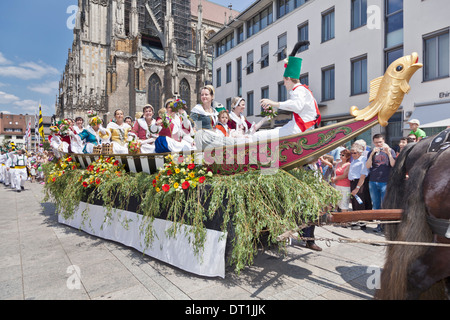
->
<box><xmin>68</xmin><ymin>115</ymin><xmax>379</xmax><ymax>175</ymax></box>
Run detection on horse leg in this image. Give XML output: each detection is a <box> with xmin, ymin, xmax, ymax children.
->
<box><xmin>406</xmin><ymin>241</ymin><xmax>450</xmax><ymax>300</ymax></box>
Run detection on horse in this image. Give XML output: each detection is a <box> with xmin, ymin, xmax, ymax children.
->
<box><xmin>375</xmin><ymin>130</ymin><xmax>450</xmax><ymax>300</ymax></box>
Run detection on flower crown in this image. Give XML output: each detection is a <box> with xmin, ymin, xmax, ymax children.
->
<box><xmin>87</xmin><ymin>110</ymin><xmax>98</xmax><ymax>118</ymax></box>
<box><xmin>89</xmin><ymin>116</ymin><xmax>102</xmax><ymax>126</ymax></box>
<box><xmin>169</xmin><ymin>99</ymin><xmax>187</xmax><ymax>111</ymax></box>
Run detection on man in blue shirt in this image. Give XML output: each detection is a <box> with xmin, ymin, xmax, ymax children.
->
<box><xmin>366</xmin><ymin>134</ymin><xmax>396</xmax><ymax>232</ymax></box>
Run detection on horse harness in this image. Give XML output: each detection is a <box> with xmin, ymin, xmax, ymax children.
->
<box><xmin>426</xmin><ymin>128</ymin><xmax>450</xmax><ymax>239</ymax></box>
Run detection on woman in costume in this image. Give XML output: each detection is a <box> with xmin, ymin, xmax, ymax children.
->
<box><xmin>153</xmin><ymin>99</ymin><xmax>195</xmax><ymax>153</ymax></box>
<box><xmin>71</xmin><ymin>112</ymin><xmax>110</xmax><ymax>154</ymax></box>
<box><xmin>190</xmin><ymin>86</ymin><xmax>224</xmax><ymax>130</ymax></box>
<box><xmin>130</xmin><ymin>104</ymin><xmax>158</xmax><ymax>154</ymax></box>
<box><xmin>228</xmin><ymin>97</ymin><xmax>268</xmax><ymax>137</ymax></box>
<box><xmin>100</xmin><ymin>109</ymin><xmax>132</xmax><ymax>154</ymax></box>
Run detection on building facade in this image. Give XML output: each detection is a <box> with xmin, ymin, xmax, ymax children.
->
<box><xmin>56</xmin><ymin>0</ymin><xmax>239</xmax><ymax>123</ymax></box>
<box><xmin>0</xmin><ymin>113</ymin><xmax>52</xmax><ymax>149</ymax></box>
<box><xmin>210</xmin><ymin>0</ymin><xmax>449</xmax><ymax>146</ymax></box>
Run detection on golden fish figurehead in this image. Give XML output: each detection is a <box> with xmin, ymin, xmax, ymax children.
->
<box><xmin>351</xmin><ymin>52</ymin><xmax>423</xmax><ymax>127</ymax></box>
<box><xmin>386</xmin><ymin>52</ymin><xmax>423</xmax><ymax>85</ymax></box>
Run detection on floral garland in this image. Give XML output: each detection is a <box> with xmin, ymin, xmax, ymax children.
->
<box><xmin>46</xmin><ymin>155</ymin><xmax>80</xmax><ymax>183</ymax></box>
<box><xmin>128</xmin><ymin>140</ymin><xmax>141</xmax><ymax>154</ymax></box>
<box><xmin>78</xmin><ymin>156</ymin><xmax>126</xmax><ymax>188</ymax></box>
<box><xmin>153</xmin><ymin>154</ymin><xmax>213</xmax><ymax>193</ymax></box>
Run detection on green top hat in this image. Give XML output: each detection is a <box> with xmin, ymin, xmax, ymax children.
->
<box><xmin>283</xmin><ymin>56</ymin><xmax>302</xmax><ymax>79</ymax></box>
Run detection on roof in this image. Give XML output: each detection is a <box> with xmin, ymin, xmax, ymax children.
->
<box><xmin>191</xmin><ymin>0</ymin><xmax>240</xmax><ymax>24</ymax></box>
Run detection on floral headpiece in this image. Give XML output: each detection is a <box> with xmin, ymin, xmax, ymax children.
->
<box><xmin>89</xmin><ymin>116</ymin><xmax>102</xmax><ymax>126</ymax></box>
<box><xmin>50</xmin><ymin>125</ymin><xmax>60</xmax><ymax>133</ymax></box>
<box><xmin>58</xmin><ymin>119</ymin><xmax>70</xmax><ymax>136</ymax></box>
<box><xmin>87</xmin><ymin>110</ymin><xmax>98</xmax><ymax>118</ymax></box>
<box><xmin>169</xmin><ymin>98</ymin><xmax>187</xmax><ymax>112</ymax></box>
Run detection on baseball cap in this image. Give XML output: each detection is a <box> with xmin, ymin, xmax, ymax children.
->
<box><xmin>408</xmin><ymin>119</ymin><xmax>420</xmax><ymax>126</ymax></box>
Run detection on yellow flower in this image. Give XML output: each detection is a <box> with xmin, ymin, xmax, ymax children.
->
<box><xmin>173</xmin><ymin>182</ymin><xmax>179</xmax><ymax>189</ymax></box>
<box><xmin>188</xmin><ymin>172</ymin><xmax>195</xmax><ymax>179</ymax></box>
<box><xmin>156</xmin><ymin>187</ymin><xmax>161</xmax><ymax>193</ymax></box>
<box><xmin>175</xmin><ymin>168</ymin><xmax>180</xmax><ymax>174</ymax></box>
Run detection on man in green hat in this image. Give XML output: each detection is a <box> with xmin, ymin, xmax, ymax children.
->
<box><xmin>259</xmin><ymin>41</ymin><xmax>321</xmax><ymax>138</ymax></box>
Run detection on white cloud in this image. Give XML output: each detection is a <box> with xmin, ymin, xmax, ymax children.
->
<box><xmin>0</xmin><ymin>91</ymin><xmax>20</xmax><ymax>104</ymax></box>
<box><xmin>28</xmin><ymin>81</ymin><xmax>59</xmax><ymax>95</ymax></box>
<box><xmin>0</xmin><ymin>60</ymin><xmax>59</xmax><ymax>80</ymax></box>
<box><xmin>0</xmin><ymin>52</ymin><xmax>12</xmax><ymax>65</ymax></box>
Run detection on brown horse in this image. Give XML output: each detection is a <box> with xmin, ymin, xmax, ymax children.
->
<box><xmin>375</xmin><ymin>131</ymin><xmax>450</xmax><ymax>300</ymax></box>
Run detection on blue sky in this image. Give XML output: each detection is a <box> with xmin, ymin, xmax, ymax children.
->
<box><xmin>0</xmin><ymin>0</ymin><xmax>255</xmax><ymax>117</ymax></box>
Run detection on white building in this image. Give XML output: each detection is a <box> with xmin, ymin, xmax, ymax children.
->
<box><xmin>209</xmin><ymin>0</ymin><xmax>449</xmax><ymax>146</ymax></box>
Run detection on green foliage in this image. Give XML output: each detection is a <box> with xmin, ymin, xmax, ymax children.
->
<box><xmin>43</xmin><ymin>162</ymin><xmax>340</xmax><ymax>274</ymax></box>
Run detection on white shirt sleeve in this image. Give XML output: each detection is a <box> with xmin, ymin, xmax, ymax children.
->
<box><xmin>278</xmin><ymin>86</ymin><xmax>318</xmax><ymax>123</ymax></box>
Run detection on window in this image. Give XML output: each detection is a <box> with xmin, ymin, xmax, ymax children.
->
<box><xmin>351</xmin><ymin>0</ymin><xmax>367</xmax><ymax>30</ymax></box>
<box><xmin>278</xmin><ymin>81</ymin><xmax>287</xmax><ymax>102</ymax></box>
<box><xmin>180</xmin><ymin>79</ymin><xmax>191</xmax><ymax>109</ymax></box>
<box><xmin>247</xmin><ymin>5</ymin><xmax>273</xmax><ymax>38</ymax></box>
<box><xmin>216</xmin><ymin>68</ymin><xmax>222</xmax><ymax>88</ymax></box>
<box><xmin>275</xmin><ymin>33</ymin><xmax>287</xmax><ymax>61</ymax></box>
<box><xmin>278</xmin><ymin>0</ymin><xmax>309</xmax><ymax>18</ymax></box>
<box><xmin>258</xmin><ymin>43</ymin><xmax>269</xmax><ymax>69</ymax></box>
<box><xmin>216</xmin><ymin>32</ymin><xmax>234</xmax><ymax>57</ymax></box>
<box><xmin>247</xmin><ymin>91</ymin><xmax>254</xmax><ymax>116</ymax></box>
<box><xmin>424</xmin><ymin>30</ymin><xmax>449</xmax><ymax>81</ymax></box>
<box><xmin>237</xmin><ymin>25</ymin><xmax>244</xmax><ymax>44</ymax></box>
<box><xmin>351</xmin><ymin>55</ymin><xmax>368</xmax><ymax>95</ymax></box>
<box><xmin>385</xmin><ymin>0</ymin><xmax>403</xmax><ymax>48</ymax></box>
<box><xmin>300</xmin><ymin>73</ymin><xmax>309</xmax><ymax>86</ymax></box>
<box><xmin>322</xmin><ymin>66</ymin><xmax>335</xmax><ymax>101</ymax></box>
<box><xmin>244</xmin><ymin>51</ymin><xmax>254</xmax><ymax>75</ymax></box>
<box><xmin>261</xmin><ymin>86</ymin><xmax>269</xmax><ymax>113</ymax></box>
<box><xmin>297</xmin><ymin>22</ymin><xmax>309</xmax><ymax>52</ymax></box>
<box><xmin>226</xmin><ymin>63</ymin><xmax>232</xmax><ymax>83</ymax></box>
<box><xmin>322</xmin><ymin>8</ymin><xmax>335</xmax><ymax>43</ymax></box>
<box><xmin>226</xmin><ymin>98</ymin><xmax>232</xmax><ymax>112</ymax></box>
<box><xmin>148</xmin><ymin>73</ymin><xmax>162</xmax><ymax>114</ymax></box>
<box><xmin>237</xmin><ymin>58</ymin><xmax>242</xmax><ymax>96</ymax></box>
<box><xmin>385</xmin><ymin>47</ymin><xmax>403</xmax><ymax>70</ymax></box>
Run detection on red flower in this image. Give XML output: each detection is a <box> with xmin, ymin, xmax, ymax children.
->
<box><xmin>67</xmin><ymin>157</ymin><xmax>72</xmax><ymax>162</ymax></box>
<box><xmin>152</xmin><ymin>179</ymin><xmax>157</xmax><ymax>185</ymax></box>
<box><xmin>182</xmin><ymin>181</ymin><xmax>190</xmax><ymax>190</ymax></box>
<box><xmin>198</xmin><ymin>176</ymin><xmax>206</xmax><ymax>184</ymax></box>
<box><xmin>72</xmin><ymin>165</ymin><xmax>76</xmax><ymax>170</ymax></box>
<box><xmin>96</xmin><ymin>168</ymin><xmax>100</xmax><ymax>173</ymax></box>
<box><xmin>114</xmin><ymin>160</ymin><xmax>119</xmax><ymax>166</ymax></box>
<box><xmin>162</xmin><ymin>184</ymin><xmax>170</xmax><ymax>192</ymax></box>
<box><xmin>188</xmin><ymin>163</ymin><xmax>195</xmax><ymax>170</ymax></box>
<box><xmin>95</xmin><ymin>178</ymin><xmax>101</xmax><ymax>185</ymax></box>
<box><xmin>167</xmin><ymin>170</ymin><xmax>172</xmax><ymax>176</ymax></box>
<box><xmin>82</xmin><ymin>181</ymin><xmax>88</xmax><ymax>188</ymax></box>
<box><xmin>52</xmin><ymin>177</ymin><xmax>56</xmax><ymax>182</ymax></box>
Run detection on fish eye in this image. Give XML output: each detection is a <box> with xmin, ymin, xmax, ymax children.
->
<box><xmin>396</xmin><ymin>65</ymin><xmax>404</xmax><ymax>72</ymax></box>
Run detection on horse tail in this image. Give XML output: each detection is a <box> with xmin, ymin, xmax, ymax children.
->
<box><xmin>376</xmin><ymin>150</ymin><xmax>439</xmax><ymax>300</ymax></box>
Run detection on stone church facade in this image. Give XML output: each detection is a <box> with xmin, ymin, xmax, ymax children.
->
<box><xmin>56</xmin><ymin>0</ymin><xmax>238</xmax><ymax>122</ymax></box>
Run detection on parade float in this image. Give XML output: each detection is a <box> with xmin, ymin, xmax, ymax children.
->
<box><xmin>43</xmin><ymin>52</ymin><xmax>422</xmax><ymax>278</ymax></box>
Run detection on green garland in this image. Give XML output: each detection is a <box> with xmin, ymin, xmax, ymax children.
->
<box><xmin>42</xmin><ymin>161</ymin><xmax>340</xmax><ymax>274</ymax></box>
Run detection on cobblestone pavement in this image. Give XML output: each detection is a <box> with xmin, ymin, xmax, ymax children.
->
<box><xmin>0</xmin><ymin>180</ymin><xmax>387</xmax><ymax>301</ymax></box>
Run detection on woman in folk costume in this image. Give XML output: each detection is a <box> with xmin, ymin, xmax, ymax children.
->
<box><xmin>49</xmin><ymin>120</ymin><xmax>71</xmax><ymax>154</ymax></box>
<box><xmin>190</xmin><ymin>86</ymin><xmax>225</xmax><ymax>130</ymax></box>
<box><xmin>153</xmin><ymin>99</ymin><xmax>195</xmax><ymax>153</ymax></box>
<box><xmin>130</xmin><ymin>104</ymin><xmax>158</xmax><ymax>154</ymax></box>
<box><xmin>257</xmin><ymin>41</ymin><xmax>321</xmax><ymax>140</ymax></box>
<box><xmin>228</xmin><ymin>97</ymin><xmax>269</xmax><ymax>137</ymax></box>
<box><xmin>71</xmin><ymin>112</ymin><xmax>110</xmax><ymax>154</ymax></box>
<box><xmin>100</xmin><ymin>109</ymin><xmax>132</xmax><ymax>154</ymax></box>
